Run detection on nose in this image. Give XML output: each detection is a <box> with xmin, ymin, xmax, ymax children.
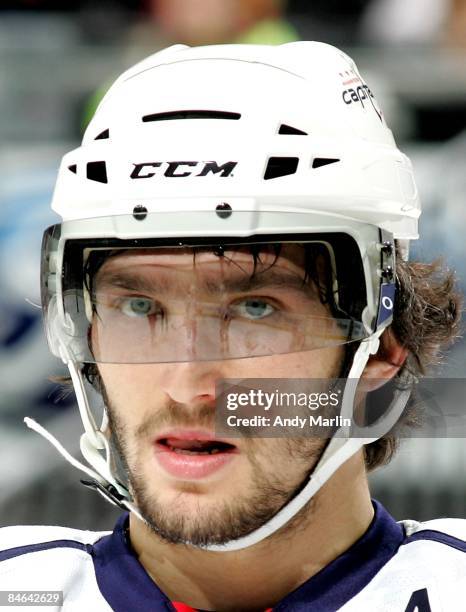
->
<box><xmin>155</xmin><ymin>307</ymin><xmax>236</xmax><ymax>363</ymax></box>
<box><xmin>155</xmin><ymin>359</ymin><xmax>225</xmax><ymax>407</ymax></box>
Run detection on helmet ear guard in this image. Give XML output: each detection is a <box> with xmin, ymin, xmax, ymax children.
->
<box><xmin>32</xmin><ymin>41</ymin><xmax>419</xmax><ymax>550</ymax></box>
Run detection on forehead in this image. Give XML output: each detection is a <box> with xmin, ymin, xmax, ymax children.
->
<box><xmin>94</xmin><ymin>244</ymin><xmax>311</xmax><ymax>280</ymax></box>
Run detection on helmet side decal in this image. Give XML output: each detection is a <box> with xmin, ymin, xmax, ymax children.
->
<box><xmin>340</xmin><ymin>67</ymin><xmax>383</xmax><ymax>123</ymax></box>
<box><xmin>376</xmin><ymin>282</ymin><xmax>395</xmax><ymax>328</ymax></box>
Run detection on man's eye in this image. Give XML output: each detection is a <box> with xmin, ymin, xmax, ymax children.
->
<box><xmin>119</xmin><ymin>297</ymin><xmax>159</xmax><ymax>318</ymax></box>
<box><xmin>231</xmin><ymin>298</ymin><xmax>275</xmax><ymax>320</ymax></box>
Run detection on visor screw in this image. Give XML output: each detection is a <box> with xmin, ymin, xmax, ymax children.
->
<box><xmin>382</xmin><ymin>266</ymin><xmax>394</xmax><ymax>280</ymax></box>
<box><xmin>380</xmin><ymin>241</ymin><xmax>393</xmax><ymax>255</ymax></box>
<box><xmin>133</xmin><ymin>205</ymin><xmax>148</xmax><ymax>221</ymax></box>
<box><xmin>215</xmin><ymin>202</ymin><xmax>232</xmax><ymax>219</ymax></box>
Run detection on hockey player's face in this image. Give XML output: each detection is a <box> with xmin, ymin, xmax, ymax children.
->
<box><xmin>96</xmin><ymin>246</ymin><xmax>345</xmax><ymax>546</ymax></box>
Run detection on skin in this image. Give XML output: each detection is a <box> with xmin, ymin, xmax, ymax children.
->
<box><xmin>94</xmin><ymin>246</ymin><xmax>406</xmax><ymax>611</ymax></box>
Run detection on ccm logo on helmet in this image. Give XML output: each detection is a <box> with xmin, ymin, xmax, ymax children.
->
<box><xmin>342</xmin><ymin>84</ymin><xmax>382</xmax><ymax>122</ymax></box>
<box><xmin>131</xmin><ymin>160</ymin><xmax>237</xmax><ymax>179</ymax></box>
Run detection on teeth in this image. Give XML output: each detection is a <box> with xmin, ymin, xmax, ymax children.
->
<box><xmin>171</xmin><ymin>447</ymin><xmax>223</xmax><ymax>455</ymax></box>
<box><xmin>162</xmin><ymin>437</ymin><xmax>234</xmax><ymax>454</ymax></box>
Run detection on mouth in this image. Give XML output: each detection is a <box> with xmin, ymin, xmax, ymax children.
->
<box><xmin>153</xmin><ymin>430</ymin><xmax>239</xmax><ymax>479</ymax></box>
<box><xmin>157</xmin><ymin>437</ymin><xmax>237</xmax><ymax>455</ymax></box>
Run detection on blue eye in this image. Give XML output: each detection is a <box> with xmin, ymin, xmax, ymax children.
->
<box><xmin>234</xmin><ymin>299</ymin><xmax>275</xmax><ymax>319</ymax></box>
<box><xmin>120</xmin><ymin>297</ymin><xmax>158</xmax><ymax>318</ymax></box>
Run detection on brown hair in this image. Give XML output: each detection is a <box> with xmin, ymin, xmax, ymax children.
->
<box><xmin>363</xmin><ymin>254</ymin><xmax>462</xmax><ymax>470</ymax></box>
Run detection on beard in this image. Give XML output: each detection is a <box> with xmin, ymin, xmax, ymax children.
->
<box><xmin>105</xmin><ymin>395</ymin><xmax>326</xmax><ymax>547</ymax></box>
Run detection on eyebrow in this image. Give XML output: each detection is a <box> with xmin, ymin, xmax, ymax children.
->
<box><xmin>94</xmin><ymin>268</ymin><xmax>318</xmax><ymax>298</ymax></box>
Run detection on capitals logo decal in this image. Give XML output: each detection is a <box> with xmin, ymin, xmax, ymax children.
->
<box><xmin>340</xmin><ymin>66</ymin><xmax>383</xmax><ymax>123</ymax></box>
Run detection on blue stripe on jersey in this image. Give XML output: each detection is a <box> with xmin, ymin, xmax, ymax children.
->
<box><xmin>403</xmin><ymin>529</ymin><xmax>466</xmax><ymax>554</ymax></box>
<box><xmin>272</xmin><ymin>500</ymin><xmax>404</xmax><ymax>611</ymax></box>
<box><xmin>91</xmin><ymin>514</ymin><xmax>174</xmax><ymax>612</ymax></box>
<box><xmin>0</xmin><ymin>539</ymin><xmax>90</xmax><ymax>563</ymax></box>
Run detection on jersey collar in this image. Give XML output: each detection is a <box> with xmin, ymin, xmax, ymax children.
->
<box><xmin>91</xmin><ymin>500</ymin><xmax>404</xmax><ymax>611</ymax></box>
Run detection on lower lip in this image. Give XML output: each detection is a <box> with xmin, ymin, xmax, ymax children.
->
<box><xmin>154</xmin><ymin>444</ymin><xmax>237</xmax><ymax>479</ymax></box>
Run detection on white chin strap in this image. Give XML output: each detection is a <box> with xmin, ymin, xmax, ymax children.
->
<box><xmin>24</xmin><ymin>331</ymin><xmax>411</xmax><ymax>552</ymax></box>
<box><xmin>207</xmin><ymin>330</ymin><xmax>407</xmax><ymax>552</ymax></box>
<box><xmin>24</xmin><ymin>359</ymin><xmax>142</xmax><ymax>521</ymax></box>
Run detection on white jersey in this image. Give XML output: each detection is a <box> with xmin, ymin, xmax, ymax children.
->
<box><xmin>0</xmin><ymin>501</ymin><xmax>464</xmax><ymax>611</ymax></box>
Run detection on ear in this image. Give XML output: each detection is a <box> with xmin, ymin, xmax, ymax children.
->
<box><xmin>361</xmin><ymin>329</ymin><xmax>408</xmax><ymax>391</ymax></box>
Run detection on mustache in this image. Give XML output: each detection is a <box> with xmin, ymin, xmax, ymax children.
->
<box><xmin>135</xmin><ymin>399</ymin><xmax>217</xmax><ymax>441</ymax></box>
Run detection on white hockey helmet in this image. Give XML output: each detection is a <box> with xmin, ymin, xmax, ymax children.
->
<box><xmin>31</xmin><ymin>42</ymin><xmax>420</xmax><ymax>551</ymax></box>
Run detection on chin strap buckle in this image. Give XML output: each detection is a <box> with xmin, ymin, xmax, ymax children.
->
<box><xmin>80</xmin><ymin>479</ymin><xmax>129</xmax><ymax>510</ymax></box>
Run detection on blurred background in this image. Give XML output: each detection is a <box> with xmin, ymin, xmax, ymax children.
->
<box><xmin>0</xmin><ymin>0</ymin><xmax>465</xmax><ymax>530</ymax></box>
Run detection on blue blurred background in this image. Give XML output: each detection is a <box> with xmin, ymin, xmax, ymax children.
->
<box><xmin>0</xmin><ymin>0</ymin><xmax>464</xmax><ymax>529</ymax></box>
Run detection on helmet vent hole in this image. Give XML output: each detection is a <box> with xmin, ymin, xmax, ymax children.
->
<box><xmin>68</xmin><ymin>164</ymin><xmax>77</xmax><ymax>174</ymax></box>
<box><xmin>95</xmin><ymin>129</ymin><xmax>110</xmax><ymax>140</ymax></box>
<box><xmin>278</xmin><ymin>124</ymin><xmax>308</xmax><ymax>135</ymax></box>
<box><xmin>264</xmin><ymin>157</ymin><xmax>299</xmax><ymax>180</ymax></box>
<box><xmin>312</xmin><ymin>158</ymin><xmax>340</xmax><ymax>169</ymax></box>
<box><xmin>86</xmin><ymin>161</ymin><xmax>108</xmax><ymax>183</ymax></box>
<box><xmin>142</xmin><ymin>110</ymin><xmax>241</xmax><ymax>122</ymax></box>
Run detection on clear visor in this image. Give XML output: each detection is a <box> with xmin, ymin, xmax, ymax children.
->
<box><xmin>44</xmin><ymin>230</ymin><xmax>369</xmax><ymax>363</ymax></box>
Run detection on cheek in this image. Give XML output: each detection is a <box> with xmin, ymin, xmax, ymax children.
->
<box><xmin>98</xmin><ymin>364</ymin><xmax>166</xmax><ymax>415</ymax></box>
<box><xmin>233</xmin><ymin>346</ymin><xmax>345</xmax><ymax>379</ymax></box>
<box><xmin>251</xmin><ymin>437</ymin><xmax>323</xmax><ymax>483</ymax></box>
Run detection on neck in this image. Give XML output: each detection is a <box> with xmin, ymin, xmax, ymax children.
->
<box><xmin>129</xmin><ymin>453</ymin><xmax>373</xmax><ymax>611</ymax></box>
